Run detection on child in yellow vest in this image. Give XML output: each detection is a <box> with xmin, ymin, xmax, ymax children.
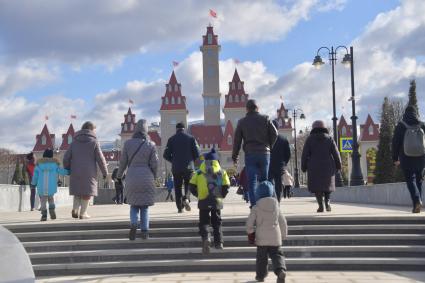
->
<box><xmin>189</xmin><ymin>148</ymin><xmax>230</xmax><ymax>254</ymax></box>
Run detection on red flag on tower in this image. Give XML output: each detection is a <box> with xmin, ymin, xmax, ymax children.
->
<box><xmin>209</xmin><ymin>9</ymin><xmax>217</xmax><ymax>18</ymax></box>
<box><xmin>172</xmin><ymin>61</ymin><xmax>179</xmax><ymax>67</ymax></box>
<box><xmin>45</xmin><ymin>115</ymin><xmax>49</xmax><ymax>121</ymax></box>
<box><xmin>71</xmin><ymin>115</ymin><xmax>77</xmax><ymax>119</ymax></box>
<box><xmin>129</xmin><ymin>99</ymin><xmax>134</xmax><ymax>105</ymax></box>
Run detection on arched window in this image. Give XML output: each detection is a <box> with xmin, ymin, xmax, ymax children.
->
<box><xmin>168</xmin><ymin>84</ymin><xmax>172</xmax><ymax>92</ymax></box>
<box><xmin>369</xmin><ymin>125</ymin><xmax>374</xmax><ymax>135</ymax></box>
<box><xmin>165</xmin><ymin>97</ymin><xmax>169</xmax><ymax>105</ymax></box>
<box><xmin>241</xmin><ymin>95</ymin><xmax>246</xmax><ymax>102</ymax></box>
<box><xmin>171</xmin><ymin>97</ymin><xmax>175</xmax><ymax>104</ymax></box>
<box><xmin>227</xmin><ymin>135</ymin><xmax>232</xmax><ymax>145</ymax></box>
<box><xmin>229</xmin><ymin>95</ymin><xmax>233</xmax><ymax>103</ymax></box>
<box><xmin>174</xmin><ymin>85</ymin><xmax>178</xmax><ymax>92</ymax></box>
<box><xmin>342</xmin><ymin>126</ymin><xmax>347</xmax><ymax>137</ymax></box>
<box><xmin>235</xmin><ymin>95</ymin><xmax>239</xmax><ymax>102</ymax></box>
<box><xmin>67</xmin><ymin>135</ymin><xmax>72</xmax><ymax>145</ymax></box>
<box><xmin>127</xmin><ymin>115</ymin><xmax>131</xmax><ymax>122</ymax></box>
<box><xmin>124</xmin><ymin>124</ymin><xmax>128</xmax><ymax>131</ymax></box>
<box><xmin>208</xmin><ymin>33</ymin><xmax>212</xmax><ymax>44</ymax></box>
<box><xmin>238</xmin><ymin>82</ymin><xmax>242</xmax><ymax>89</ymax></box>
<box><xmin>177</xmin><ymin>97</ymin><xmax>181</xmax><ymax>104</ymax></box>
<box><xmin>41</xmin><ymin>135</ymin><xmax>46</xmax><ymax>145</ymax></box>
<box><xmin>130</xmin><ymin>124</ymin><xmax>134</xmax><ymax>131</ymax></box>
<box><xmin>232</xmin><ymin>82</ymin><xmax>236</xmax><ymax>90</ymax></box>
<box><xmin>278</xmin><ymin>119</ymin><xmax>283</xmax><ymax>128</ymax></box>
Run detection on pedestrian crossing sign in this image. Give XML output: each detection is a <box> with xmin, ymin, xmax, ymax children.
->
<box><xmin>340</xmin><ymin>137</ymin><xmax>353</xmax><ymax>153</ymax></box>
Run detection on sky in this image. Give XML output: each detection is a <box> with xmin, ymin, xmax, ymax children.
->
<box><xmin>0</xmin><ymin>0</ymin><xmax>424</xmax><ymax>152</ymax></box>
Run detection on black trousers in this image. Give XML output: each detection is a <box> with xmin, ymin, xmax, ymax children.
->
<box><xmin>199</xmin><ymin>209</ymin><xmax>222</xmax><ymax>244</ymax></box>
<box><xmin>283</xmin><ymin>185</ymin><xmax>292</xmax><ymax>198</ymax></box>
<box><xmin>114</xmin><ymin>184</ymin><xmax>123</xmax><ymax>204</ymax></box>
<box><xmin>256</xmin><ymin>246</ymin><xmax>286</xmax><ymax>278</ymax></box>
<box><xmin>268</xmin><ymin>170</ymin><xmax>283</xmax><ymax>202</ymax></box>
<box><xmin>172</xmin><ymin>169</ymin><xmax>192</xmax><ymax>210</ymax></box>
<box><xmin>30</xmin><ymin>186</ymin><xmax>36</xmax><ymax>209</ymax></box>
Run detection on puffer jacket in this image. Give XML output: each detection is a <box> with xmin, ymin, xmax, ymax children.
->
<box><xmin>246</xmin><ymin>197</ymin><xmax>288</xmax><ymax>246</ymax></box>
<box><xmin>31</xmin><ymin>158</ymin><xmax>69</xmax><ymax>196</ymax></box>
<box><xmin>189</xmin><ymin>160</ymin><xmax>230</xmax><ymax>210</ymax></box>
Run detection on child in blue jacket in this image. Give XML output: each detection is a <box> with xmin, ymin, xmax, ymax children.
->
<box><xmin>31</xmin><ymin>149</ymin><xmax>69</xmax><ymax>221</ymax></box>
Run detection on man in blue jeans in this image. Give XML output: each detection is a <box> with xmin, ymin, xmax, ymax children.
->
<box><xmin>232</xmin><ymin>99</ymin><xmax>278</xmax><ymax>207</ymax></box>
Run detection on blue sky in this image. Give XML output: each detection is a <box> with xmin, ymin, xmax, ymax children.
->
<box><xmin>0</xmin><ymin>0</ymin><xmax>424</xmax><ymax>151</ymax></box>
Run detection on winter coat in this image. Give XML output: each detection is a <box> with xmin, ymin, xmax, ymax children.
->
<box><xmin>117</xmin><ymin>136</ymin><xmax>159</xmax><ymax>207</ymax></box>
<box><xmin>301</xmin><ymin>128</ymin><xmax>342</xmax><ymax>193</ymax></box>
<box><xmin>392</xmin><ymin>114</ymin><xmax>425</xmax><ymax>172</ymax></box>
<box><xmin>269</xmin><ymin>135</ymin><xmax>291</xmax><ymax>173</ymax></box>
<box><xmin>282</xmin><ymin>171</ymin><xmax>293</xmax><ymax>187</ymax></box>
<box><xmin>232</xmin><ymin>111</ymin><xmax>278</xmax><ymax>162</ymax></box>
<box><xmin>163</xmin><ymin>129</ymin><xmax>200</xmax><ymax>173</ymax></box>
<box><xmin>63</xmin><ymin>129</ymin><xmax>108</xmax><ymax>197</ymax></box>
<box><xmin>246</xmin><ymin>197</ymin><xmax>288</xmax><ymax>246</ymax></box>
<box><xmin>31</xmin><ymin>158</ymin><xmax>69</xmax><ymax>196</ymax></box>
<box><xmin>189</xmin><ymin>160</ymin><xmax>230</xmax><ymax>210</ymax></box>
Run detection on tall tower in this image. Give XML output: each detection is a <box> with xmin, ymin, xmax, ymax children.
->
<box><xmin>120</xmin><ymin>108</ymin><xmax>136</xmax><ymax>147</ymax></box>
<box><xmin>223</xmin><ymin>69</ymin><xmax>248</xmax><ymax>128</ymax></box>
<box><xmin>275</xmin><ymin>102</ymin><xmax>293</xmax><ymax>141</ymax></box>
<box><xmin>160</xmin><ymin>71</ymin><xmax>188</xmax><ymax>173</ymax></box>
<box><xmin>200</xmin><ymin>25</ymin><xmax>221</xmax><ymax>126</ymax></box>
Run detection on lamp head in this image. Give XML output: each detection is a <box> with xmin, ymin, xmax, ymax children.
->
<box><xmin>300</xmin><ymin>113</ymin><xmax>306</xmax><ymax>119</ymax></box>
<box><xmin>342</xmin><ymin>53</ymin><xmax>351</xmax><ymax>68</ymax></box>
<box><xmin>312</xmin><ymin>55</ymin><xmax>324</xmax><ymax>69</ymax></box>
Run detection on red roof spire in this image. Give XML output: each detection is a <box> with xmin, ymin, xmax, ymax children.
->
<box><xmin>121</xmin><ymin>107</ymin><xmax>136</xmax><ymax>134</ymax></box>
<box><xmin>59</xmin><ymin>123</ymin><xmax>75</xmax><ymax>151</ymax></box>
<box><xmin>224</xmin><ymin>69</ymin><xmax>248</xmax><ymax>109</ymax></box>
<box><xmin>33</xmin><ymin>124</ymin><xmax>55</xmax><ymax>152</ymax></box>
<box><xmin>160</xmin><ymin>71</ymin><xmax>187</xmax><ymax>111</ymax></box>
<box><xmin>202</xmin><ymin>25</ymin><xmax>218</xmax><ymax>46</ymax></box>
<box><xmin>220</xmin><ymin>120</ymin><xmax>234</xmax><ymax>151</ymax></box>
<box><xmin>360</xmin><ymin>114</ymin><xmax>379</xmax><ymax>141</ymax></box>
<box><xmin>276</xmin><ymin>102</ymin><xmax>292</xmax><ymax>129</ymax></box>
<box><xmin>338</xmin><ymin>115</ymin><xmax>352</xmax><ymax>137</ymax></box>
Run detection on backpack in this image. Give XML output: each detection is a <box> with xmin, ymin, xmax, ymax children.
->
<box><xmin>401</xmin><ymin>121</ymin><xmax>425</xmax><ymax>157</ymax></box>
<box><xmin>202</xmin><ymin>161</ymin><xmax>223</xmax><ymax>199</ymax></box>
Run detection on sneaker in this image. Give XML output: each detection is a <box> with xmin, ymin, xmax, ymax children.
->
<box><xmin>255</xmin><ymin>276</ymin><xmax>265</xmax><ymax>282</ymax></box>
<box><xmin>276</xmin><ymin>271</ymin><xmax>286</xmax><ymax>283</ymax></box>
<box><xmin>325</xmin><ymin>203</ymin><xmax>332</xmax><ymax>212</ymax></box>
<box><xmin>178</xmin><ymin>209</ymin><xmax>183</xmax><ymax>213</ymax></box>
<box><xmin>214</xmin><ymin>242</ymin><xmax>224</xmax><ymax>250</ymax></box>
<box><xmin>183</xmin><ymin>199</ymin><xmax>191</xmax><ymax>212</ymax></box>
<box><xmin>129</xmin><ymin>226</ymin><xmax>137</xmax><ymax>241</ymax></box>
<box><xmin>141</xmin><ymin>231</ymin><xmax>149</xmax><ymax>240</ymax></box>
<box><xmin>79</xmin><ymin>214</ymin><xmax>91</xmax><ymax>219</ymax></box>
<box><xmin>71</xmin><ymin>210</ymin><xmax>79</xmax><ymax>219</ymax></box>
<box><xmin>202</xmin><ymin>239</ymin><xmax>210</xmax><ymax>254</ymax></box>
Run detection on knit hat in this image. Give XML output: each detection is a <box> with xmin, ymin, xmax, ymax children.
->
<box><xmin>255</xmin><ymin>180</ymin><xmax>274</xmax><ymax>201</ymax></box>
<box><xmin>135</xmin><ymin>119</ymin><xmax>148</xmax><ymax>134</ymax></box>
<box><xmin>43</xmin><ymin>149</ymin><xmax>54</xmax><ymax>158</ymax></box>
<box><xmin>203</xmin><ymin>148</ymin><xmax>219</xmax><ymax>161</ymax></box>
<box><xmin>176</xmin><ymin>122</ymin><xmax>185</xmax><ymax>129</ymax></box>
<box><xmin>246</xmin><ymin>99</ymin><xmax>258</xmax><ymax>112</ymax></box>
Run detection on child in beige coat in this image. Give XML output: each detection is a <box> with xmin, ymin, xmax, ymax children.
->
<box><xmin>246</xmin><ymin>180</ymin><xmax>288</xmax><ymax>283</ymax></box>
<box><xmin>282</xmin><ymin>169</ymin><xmax>294</xmax><ymax>199</ymax></box>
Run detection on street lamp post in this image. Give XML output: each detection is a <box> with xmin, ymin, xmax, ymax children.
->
<box><xmin>312</xmin><ymin>45</ymin><xmax>352</xmax><ymax>187</ymax></box>
<box><xmin>286</xmin><ymin>108</ymin><xmax>305</xmax><ymax>188</ymax></box>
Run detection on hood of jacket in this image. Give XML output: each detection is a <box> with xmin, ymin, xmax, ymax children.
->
<box><xmin>74</xmin><ymin>129</ymin><xmax>97</xmax><ymax>143</ymax></box>
<box><xmin>309</xmin><ymin>127</ymin><xmax>330</xmax><ymax>140</ymax></box>
<box><xmin>255</xmin><ymin>197</ymin><xmax>279</xmax><ymax>213</ymax></box>
<box><xmin>36</xmin><ymin>158</ymin><xmax>60</xmax><ymax>170</ymax></box>
<box><xmin>403</xmin><ymin>106</ymin><xmax>421</xmax><ymax>126</ymax></box>
<box><xmin>199</xmin><ymin>160</ymin><xmax>222</xmax><ymax>174</ymax></box>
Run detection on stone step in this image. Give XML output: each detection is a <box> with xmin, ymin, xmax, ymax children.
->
<box><xmin>23</xmin><ymin>234</ymin><xmax>425</xmax><ymax>253</ymax></box>
<box><xmin>29</xmin><ymin>245</ymin><xmax>425</xmax><ymax>264</ymax></box>
<box><xmin>33</xmin><ymin>257</ymin><xmax>425</xmax><ymax>277</ymax></box>
<box><xmin>14</xmin><ymin>224</ymin><xmax>425</xmax><ymax>242</ymax></box>
<box><xmin>6</xmin><ymin>215</ymin><xmax>425</xmax><ymax>233</ymax></box>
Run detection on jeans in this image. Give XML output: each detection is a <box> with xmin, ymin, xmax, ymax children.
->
<box><xmin>403</xmin><ymin>169</ymin><xmax>423</xmax><ymax>206</ymax></box>
<box><xmin>245</xmin><ymin>153</ymin><xmax>270</xmax><ymax>206</ymax></box>
<box><xmin>256</xmin><ymin>246</ymin><xmax>286</xmax><ymax>278</ymax></box>
<box><xmin>268</xmin><ymin>170</ymin><xmax>283</xmax><ymax>202</ymax></box>
<box><xmin>30</xmin><ymin>186</ymin><xmax>36</xmax><ymax>209</ymax></box>
<box><xmin>130</xmin><ymin>205</ymin><xmax>149</xmax><ymax>231</ymax></box>
<box><xmin>199</xmin><ymin>209</ymin><xmax>223</xmax><ymax>244</ymax></box>
<box><xmin>172</xmin><ymin>169</ymin><xmax>193</xmax><ymax>210</ymax></box>
<box><xmin>39</xmin><ymin>195</ymin><xmax>55</xmax><ymax>211</ymax></box>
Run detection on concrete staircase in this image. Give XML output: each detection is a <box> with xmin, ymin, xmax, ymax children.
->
<box><xmin>5</xmin><ymin>216</ymin><xmax>425</xmax><ymax>277</ymax></box>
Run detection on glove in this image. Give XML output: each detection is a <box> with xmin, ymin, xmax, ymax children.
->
<box><xmin>248</xmin><ymin>232</ymin><xmax>256</xmax><ymax>245</ymax></box>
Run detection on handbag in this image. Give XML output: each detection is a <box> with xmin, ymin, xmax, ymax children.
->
<box><xmin>236</xmin><ymin>186</ymin><xmax>244</xmax><ymax>195</ymax></box>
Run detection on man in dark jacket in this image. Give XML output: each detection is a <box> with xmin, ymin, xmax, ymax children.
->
<box><xmin>232</xmin><ymin>99</ymin><xmax>278</xmax><ymax>206</ymax></box>
<box><xmin>111</xmin><ymin>167</ymin><xmax>124</xmax><ymax>204</ymax></box>
<box><xmin>269</xmin><ymin>120</ymin><xmax>291</xmax><ymax>202</ymax></box>
<box><xmin>392</xmin><ymin>106</ymin><xmax>425</xmax><ymax>213</ymax></box>
<box><xmin>164</xmin><ymin>122</ymin><xmax>200</xmax><ymax>213</ymax></box>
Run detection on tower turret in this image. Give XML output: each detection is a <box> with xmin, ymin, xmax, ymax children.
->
<box><xmin>223</xmin><ymin>69</ymin><xmax>248</xmax><ymax>128</ymax></box>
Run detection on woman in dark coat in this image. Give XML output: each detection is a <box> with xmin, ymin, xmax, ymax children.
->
<box><xmin>392</xmin><ymin>106</ymin><xmax>425</xmax><ymax>213</ymax></box>
<box><xmin>301</xmin><ymin>120</ymin><xmax>342</xmax><ymax>212</ymax></box>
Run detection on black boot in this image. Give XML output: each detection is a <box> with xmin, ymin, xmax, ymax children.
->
<box><xmin>49</xmin><ymin>208</ymin><xmax>57</xmax><ymax>220</ymax></box>
<box><xmin>129</xmin><ymin>225</ymin><xmax>137</xmax><ymax>241</ymax></box>
<box><xmin>316</xmin><ymin>193</ymin><xmax>324</xmax><ymax>213</ymax></box>
<box><xmin>40</xmin><ymin>210</ymin><xmax>47</xmax><ymax>221</ymax></box>
<box><xmin>324</xmin><ymin>193</ymin><xmax>331</xmax><ymax>212</ymax></box>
